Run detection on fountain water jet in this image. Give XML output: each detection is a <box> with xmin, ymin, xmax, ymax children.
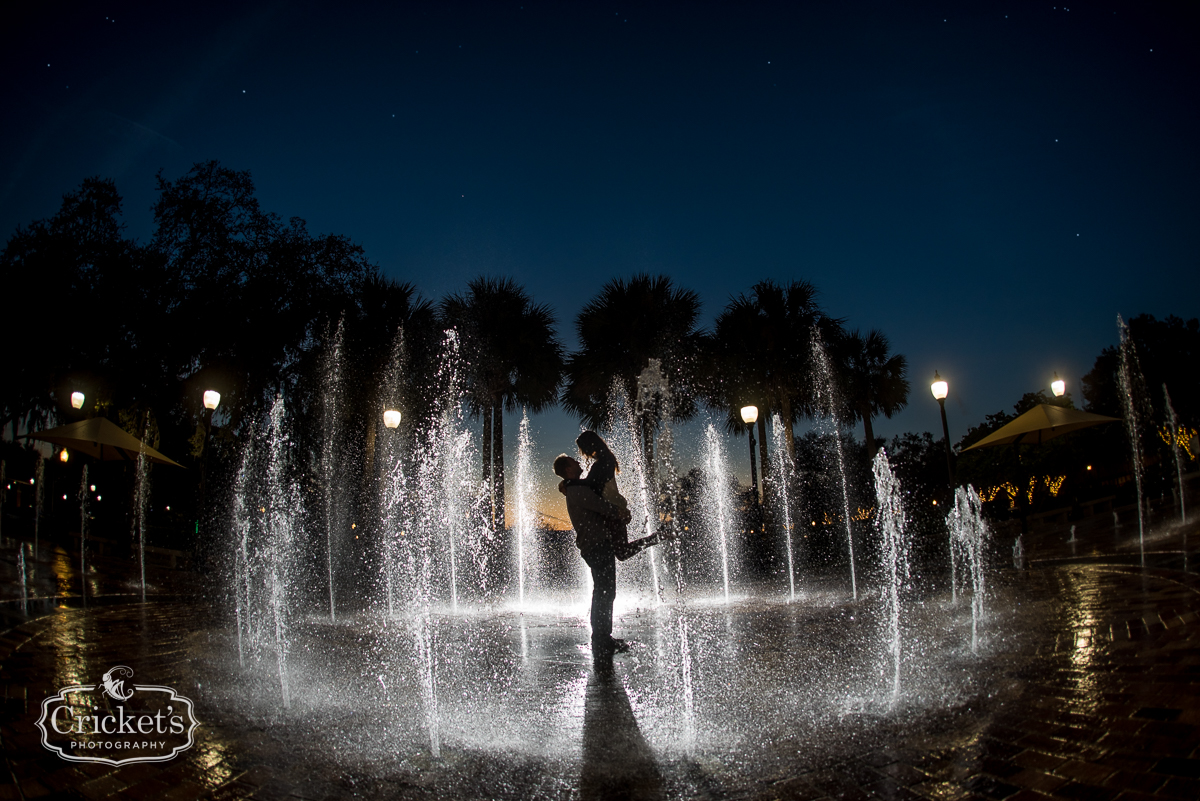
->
<box><xmin>948</xmin><ymin>486</ymin><xmax>989</xmax><ymax>653</ymax></box>
<box><xmin>33</xmin><ymin>454</ymin><xmax>43</xmax><ymax>555</ymax></box>
<box><xmin>702</xmin><ymin>423</ymin><xmax>734</xmax><ymax>603</ymax></box>
<box><xmin>229</xmin><ymin>399</ymin><xmax>299</xmax><ymax>707</ymax></box>
<box><xmin>604</xmin><ymin>379</ymin><xmax>663</xmax><ymax>603</ymax></box>
<box><xmin>769</xmin><ymin>413</ymin><xmax>798</xmax><ymax>601</ymax></box>
<box><xmin>1117</xmin><ymin>314</ymin><xmax>1148</xmax><ymax>565</ymax></box>
<box><xmin>378</xmin><ymin>326</ymin><xmax>408</xmax><ymax>616</ymax></box>
<box><xmin>17</xmin><ymin>543</ymin><xmax>27</xmax><ymax>612</ymax></box>
<box><xmin>133</xmin><ymin>426</ymin><xmax>150</xmax><ymax>602</ymax></box>
<box><xmin>264</xmin><ymin>399</ymin><xmax>298</xmax><ymax>708</ymax></box>
<box><xmin>1164</xmin><ymin>385</ymin><xmax>1186</xmax><ymax>525</ymax></box>
<box><xmin>872</xmin><ymin>450</ymin><xmax>910</xmax><ymax>702</ymax></box>
<box><xmin>232</xmin><ymin>428</ymin><xmax>255</xmax><ymax>668</ymax></box>
<box><xmin>636</xmin><ymin>359</ymin><xmax>675</xmax><ymax>605</ymax></box>
<box><xmin>321</xmin><ymin>318</ymin><xmax>346</xmax><ymax>622</ymax></box>
<box><xmin>514</xmin><ymin>410</ymin><xmax>535</xmax><ymax>606</ymax></box>
<box><xmin>812</xmin><ymin>335</ymin><xmax>857</xmax><ymax>599</ymax></box>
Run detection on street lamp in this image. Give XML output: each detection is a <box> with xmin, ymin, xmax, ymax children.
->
<box><xmin>203</xmin><ymin>390</ymin><xmax>221</xmax><ymax>411</ymax></box>
<box><xmin>70</xmin><ymin>391</ymin><xmax>85</xmax><ymax>410</ymax></box>
<box><xmin>59</xmin><ymin>448</ymin><xmax>69</xmax><ymax>463</ymax></box>
<box><xmin>383</xmin><ymin>409</ymin><xmax>402</xmax><ymax>429</ymax></box>
<box><xmin>930</xmin><ymin>372</ymin><xmax>955</xmax><ymax>488</ymax></box>
<box><xmin>741</xmin><ymin>405</ymin><xmax>760</xmax><ymax>505</ymax></box>
<box><xmin>1051</xmin><ymin>372</ymin><xmax>1065</xmax><ymax>398</ymax></box>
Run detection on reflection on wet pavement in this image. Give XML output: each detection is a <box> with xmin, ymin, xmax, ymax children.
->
<box><xmin>1</xmin><ymin>558</ymin><xmax>1198</xmax><ymax>799</ymax></box>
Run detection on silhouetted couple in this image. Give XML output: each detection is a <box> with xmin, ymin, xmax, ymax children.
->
<box><xmin>554</xmin><ymin>430</ymin><xmax>673</xmax><ymax>657</ymax></box>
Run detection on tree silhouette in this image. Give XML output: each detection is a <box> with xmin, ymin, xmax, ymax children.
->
<box><xmin>562</xmin><ymin>274</ymin><xmax>702</xmax><ymax>472</ymax></box>
<box><xmin>441</xmin><ymin>277</ymin><xmax>564</xmax><ymax>528</ymax></box>
<box><xmin>703</xmin><ymin>280</ymin><xmax>839</xmax><ymax>464</ymax></box>
<box><xmin>2</xmin><ymin>177</ymin><xmax>168</xmax><ymax>436</ymax></box>
<box><xmin>152</xmin><ymin>161</ymin><xmax>373</xmax><ymax>431</ymax></box>
<box><xmin>840</xmin><ymin>328</ymin><xmax>909</xmax><ymax>455</ymax></box>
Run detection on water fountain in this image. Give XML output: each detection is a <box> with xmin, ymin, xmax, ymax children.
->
<box><xmin>33</xmin><ymin>453</ymin><xmax>43</xmax><ymax>555</ymax></box>
<box><xmin>230</xmin><ymin>397</ymin><xmax>299</xmax><ymax>708</ymax></box>
<box><xmin>604</xmin><ymin>377</ymin><xmax>665</xmax><ymax>605</ymax></box>
<box><xmin>812</xmin><ymin>336</ymin><xmax>858</xmax><ymax>599</ymax></box>
<box><xmin>1164</xmin><ymin>385</ymin><xmax>1186</xmax><ymax>525</ymax></box>
<box><xmin>209</xmin><ymin>335</ymin><xmax>1030</xmax><ymax>791</ymax></box>
<box><xmin>701</xmin><ymin>423</ymin><xmax>735</xmax><ymax>603</ymax></box>
<box><xmin>17</xmin><ymin>543</ymin><xmax>27</xmax><ymax>612</ymax></box>
<box><xmin>378</xmin><ymin>327</ymin><xmax>408</xmax><ymax>617</ymax></box>
<box><xmin>769</xmin><ymin>412</ymin><xmax>798</xmax><ymax>601</ymax></box>
<box><xmin>872</xmin><ymin>450</ymin><xmax>909</xmax><ymax>702</ymax></box>
<box><xmin>133</xmin><ymin>434</ymin><xmax>150</xmax><ymax>601</ymax></box>
<box><xmin>514</xmin><ymin>411</ymin><xmax>535</xmax><ymax>606</ymax></box>
<box><xmin>321</xmin><ymin>318</ymin><xmax>346</xmax><ymax>622</ymax></box>
<box><xmin>635</xmin><ymin>359</ymin><xmax>673</xmax><ymax>605</ymax></box>
<box><xmin>948</xmin><ymin>486</ymin><xmax>988</xmax><ymax>653</ymax></box>
<box><xmin>1117</xmin><ymin>314</ymin><xmax>1147</xmax><ymax>566</ymax></box>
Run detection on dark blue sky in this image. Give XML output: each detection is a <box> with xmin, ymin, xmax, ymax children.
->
<box><xmin>4</xmin><ymin>1</ymin><xmax>1198</xmax><ymax>485</ymax></box>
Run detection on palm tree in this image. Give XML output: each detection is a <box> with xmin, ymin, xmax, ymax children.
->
<box><xmin>840</xmin><ymin>328</ymin><xmax>910</xmax><ymax>453</ymax></box>
<box><xmin>561</xmin><ymin>274</ymin><xmax>702</xmax><ymax>472</ymax></box>
<box><xmin>441</xmin><ymin>277</ymin><xmax>564</xmax><ymax>528</ymax></box>
<box><xmin>704</xmin><ymin>280</ymin><xmax>841</xmax><ymax>464</ymax></box>
<box><xmin>341</xmin><ymin>271</ymin><xmax>436</xmax><ymax>492</ymax></box>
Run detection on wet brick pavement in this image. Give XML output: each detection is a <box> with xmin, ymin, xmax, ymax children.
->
<box><xmin>1</xmin><ymin>552</ymin><xmax>1199</xmax><ymax>799</ymax></box>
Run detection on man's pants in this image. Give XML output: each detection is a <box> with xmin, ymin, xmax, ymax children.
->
<box><xmin>581</xmin><ymin>547</ymin><xmax>616</xmax><ymax>641</ymax></box>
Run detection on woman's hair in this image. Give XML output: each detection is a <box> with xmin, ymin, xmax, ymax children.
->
<box><xmin>576</xmin><ymin>430</ymin><xmax>619</xmax><ymax>473</ymax></box>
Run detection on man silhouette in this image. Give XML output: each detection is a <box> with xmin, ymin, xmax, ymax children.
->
<box><xmin>554</xmin><ymin>454</ymin><xmax>632</xmax><ymax>654</ymax></box>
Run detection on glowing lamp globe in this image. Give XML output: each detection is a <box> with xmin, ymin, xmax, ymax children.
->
<box><xmin>383</xmin><ymin>409</ymin><xmax>402</xmax><ymax>429</ymax></box>
<box><xmin>203</xmin><ymin>390</ymin><xmax>221</xmax><ymax>410</ymax></box>
<box><xmin>930</xmin><ymin>372</ymin><xmax>948</xmax><ymax>401</ymax></box>
<box><xmin>70</xmin><ymin>391</ymin><xmax>85</xmax><ymax>409</ymax></box>
<box><xmin>59</xmin><ymin>449</ymin><xmax>69</xmax><ymax>463</ymax></box>
<box><xmin>1051</xmin><ymin>373</ymin><xmax>1065</xmax><ymax>397</ymax></box>
<box><xmin>740</xmin><ymin>405</ymin><xmax>759</xmax><ymax>425</ymax></box>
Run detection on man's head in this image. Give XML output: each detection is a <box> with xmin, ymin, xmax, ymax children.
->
<box><xmin>553</xmin><ymin>453</ymin><xmax>582</xmax><ymax>480</ymax></box>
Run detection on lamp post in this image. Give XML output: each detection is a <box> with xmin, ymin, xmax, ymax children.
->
<box><xmin>70</xmin><ymin>391</ymin><xmax>85</xmax><ymax>410</ymax></box>
<box><xmin>1051</xmin><ymin>372</ymin><xmax>1065</xmax><ymax>398</ymax></box>
<box><xmin>198</xmin><ymin>389</ymin><xmax>221</xmax><ymax>554</ymax></box>
<box><xmin>931</xmin><ymin>372</ymin><xmax>955</xmax><ymax>489</ymax></box>
<box><xmin>383</xmin><ymin>409</ymin><xmax>402</xmax><ymax>429</ymax></box>
<box><xmin>741</xmin><ymin>405</ymin><xmax>760</xmax><ymax>506</ymax></box>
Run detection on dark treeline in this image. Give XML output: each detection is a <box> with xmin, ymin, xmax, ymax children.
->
<box><xmin>2</xmin><ymin>162</ymin><xmax>1197</xmax><ymax>562</ymax></box>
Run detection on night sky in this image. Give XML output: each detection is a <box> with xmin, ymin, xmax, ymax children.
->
<box><xmin>4</xmin><ymin>1</ymin><xmax>1198</xmax><ymax>516</ymax></box>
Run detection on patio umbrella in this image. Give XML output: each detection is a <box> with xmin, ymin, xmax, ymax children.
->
<box><xmin>961</xmin><ymin>404</ymin><xmax>1119</xmax><ymax>452</ymax></box>
<box><xmin>27</xmin><ymin>417</ymin><xmax>184</xmax><ymax>467</ymax></box>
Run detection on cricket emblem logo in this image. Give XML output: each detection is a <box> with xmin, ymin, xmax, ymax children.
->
<box><xmin>37</xmin><ymin>665</ymin><xmax>200</xmax><ymax>766</ymax></box>
<box><xmin>101</xmin><ymin>666</ymin><xmax>135</xmax><ymax>702</ymax></box>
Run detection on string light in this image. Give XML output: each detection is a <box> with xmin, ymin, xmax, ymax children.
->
<box><xmin>1160</xmin><ymin>425</ymin><xmax>1197</xmax><ymax>460</ymax></box>
<box><xmin>980</xmin><ymin>475</ymin><xmax>1067</xmax><ymax>504</ymax></box>
<box><xmin>852</xmin><ymin>506</ymin><xmax>875</xmax><ymax>521</ymax></box>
